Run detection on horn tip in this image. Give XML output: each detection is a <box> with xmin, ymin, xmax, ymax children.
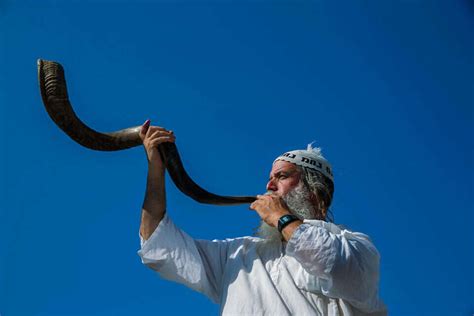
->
<box><xmin>37</xmin><ymin>59</ymin><xmax>61</xmax><ymax>67</ymax></box>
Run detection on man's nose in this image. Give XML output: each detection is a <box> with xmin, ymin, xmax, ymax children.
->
<box><xmin>266</xmin><ymin>179</ymin><xmax>277</xmax><ymax>192</ymax></box>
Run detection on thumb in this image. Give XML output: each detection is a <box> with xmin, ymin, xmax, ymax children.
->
<box><xmin>140</xmin><ymin>119</ymin><xmax>151</xmax><ymax>139</ymax></box>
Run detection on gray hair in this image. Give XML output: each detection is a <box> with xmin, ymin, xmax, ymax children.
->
<box><xmin>298</xmin><ymin>166</ymin><xmax>334</xmax><ymax>222</ymax></box>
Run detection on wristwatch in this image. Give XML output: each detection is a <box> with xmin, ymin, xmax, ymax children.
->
<box><xmin>278</xmin><ymin>214</ymin><xmax>299</xmax><ymax>233</ymax></box>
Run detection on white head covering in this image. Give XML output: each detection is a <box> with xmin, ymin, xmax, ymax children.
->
<box><xmin>274</xmin><ymin>143</ymin><xmax>334</xmax><ymax>182</ymax></box>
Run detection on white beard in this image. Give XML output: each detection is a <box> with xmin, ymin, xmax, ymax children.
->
<box><xmin>256</xmin><ymin>182</ymin><xmax>316</xmax><ymax>243</ymax></box>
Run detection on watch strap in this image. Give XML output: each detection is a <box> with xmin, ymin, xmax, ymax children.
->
<box><xmin>278</xmin><ymin>214</ymin><xmax>299</xmax><ymax>233</ymax></box>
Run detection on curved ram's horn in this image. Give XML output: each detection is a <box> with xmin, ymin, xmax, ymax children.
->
<box><xmin>38</xmin><ymin>59</ymin><xmax>256</xmax><ymax>205</ymax></box>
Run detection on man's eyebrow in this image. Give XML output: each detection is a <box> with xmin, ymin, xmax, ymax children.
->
<box><xmin>269</xmin><ymin>171</ymin><xmax>282</xmax><ymax>180</ymax></box>
<box><xmin>269</xmin><ymin>169</ymin><xmax>296</xmax><ymax>180</ymax></box>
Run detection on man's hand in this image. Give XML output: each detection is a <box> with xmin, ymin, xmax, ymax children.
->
<box><xmin>250</xmin><ymin>193</ymin><xmax>303</xmax><ymax>241</ymax></box>
<box><xmin>139</xmin><ymin>119</ymin><xmax>176</xmax><ymax>168</ymax></box>
<box><xmin>250</xmin><ymin>194</ymin><xmax>292</xmax><ymax>227</ymax></box>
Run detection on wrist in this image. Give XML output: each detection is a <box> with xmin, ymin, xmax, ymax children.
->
<box><xmin>277</xmin><ymin>214</ymin><xmax>299</xmax><ymax>233</ymax></box>
<box><xmin>146</xmin><ymin>149</ymin><xmax>164</xmax><ymax>165</ymax></box>
<box><xmin>281</xmin><ymin>220</ymin><xmax>303</xmax><ymax>242</ymax></box>
<box><xmin>271</xmin><ymin>209</ymin><xmax>291</xmax><ymax>227</ymax></box>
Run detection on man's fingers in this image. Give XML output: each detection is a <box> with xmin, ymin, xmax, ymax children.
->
<box><xmin>140</xmin><ymin>119</ymin><xmax>151</xmax><ymax>139</ymax></box>
<box><xmin>256</xmin><ymin>194</ymin><xmax>272</xmax><ymax>201</ymax></box>
<box><xmin>148</xmin><ymin>132</ymin><xmax>176</xmax><ymax>143</ymax></box>
<box><xmin>249</xmin><ymin>199</ymin><xmax>262</xmax><ymax>210</ymax></box>
<box><xmin>149</xmin><ymin>129</ymin><xmax>173</xmax><ymax>140</ymax></box>
<box><xmin>149</xmin><ymin>136</ymin><xmax>176</xmax><ymax>147</ymax></box>
<box><xmin>145</xmin><ymin>125</ymin><xmax>167</xmax><ymax>139</ymax></box>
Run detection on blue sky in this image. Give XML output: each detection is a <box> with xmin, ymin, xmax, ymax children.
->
<box><xmin>0</xmin><ymin>1</ymin><xmax>472</xmax><ymax>315</ymax></box>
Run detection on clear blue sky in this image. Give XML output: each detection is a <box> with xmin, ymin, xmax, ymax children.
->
<box><xmin>1</xmin><ymin>1</ymin><xmax>472</xmax><ymax>315</ymax></box>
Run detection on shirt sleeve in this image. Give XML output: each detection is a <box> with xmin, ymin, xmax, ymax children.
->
<box><xmin>285</xmin><ymin>220</ymin><xmax>383</xmax><ymax>312</ymax></box>
<box><xmin>137</xmin><ymin>214</ymin><xmax>229</xmax><ymax>303</ymax></box>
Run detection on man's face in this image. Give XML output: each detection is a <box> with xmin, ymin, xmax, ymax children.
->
<box><xmin>258</xmin><ymin>161</ymin><xmax>316</xmax><ymax>241</ymax></box>
<box><xmin>266</xmin><ymin>160</ymin><xmax>301</xmax><ymax>196</ymax></box>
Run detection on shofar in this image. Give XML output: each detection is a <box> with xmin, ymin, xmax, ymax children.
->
<box><xmin>37</xmin><ymin>59</ymin><xmax>256</xmax><ymax>205</ymax></box>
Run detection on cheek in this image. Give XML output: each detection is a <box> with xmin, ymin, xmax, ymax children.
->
<box><xmin>280</xmin><ymin>178</ymin><xmax>300</xmax><ymax>195</ymax></box>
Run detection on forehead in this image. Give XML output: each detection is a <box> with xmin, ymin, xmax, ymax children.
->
<box><xmin>270</xmin><ymin>160</ymin><xmax>299</xmax><ymax>176</ymax></box>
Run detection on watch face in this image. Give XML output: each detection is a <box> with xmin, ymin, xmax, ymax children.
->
<box><xmin>278</xmin><ymin>215</ymin><xmax>298</xmax><ymax>232</ymax></box>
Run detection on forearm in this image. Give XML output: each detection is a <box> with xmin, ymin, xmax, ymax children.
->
<box><xmin>138</xmin><ymin>121</ymin><xmax>175</xmax><ymax>240</ymax></box>
<box><xmin>140</xmin><ymin>162</ymin><xmax>166</xmax><ymax>240</ymax></box>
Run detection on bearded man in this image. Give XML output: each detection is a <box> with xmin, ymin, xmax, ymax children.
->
<box><xmin>137</xmin><ymin>120</ymin><xmax>387</xmax><ymax>316</ymax></box>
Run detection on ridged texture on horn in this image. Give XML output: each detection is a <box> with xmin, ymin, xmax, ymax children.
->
<box><xmin>38</xmin><ymin>59</ymin><xmax>142</xmax><ymax>150</ymax></box>
<box><xmin>38</xmin><ymin>59</ymin><xmax>256</xmax><ymax>205</ymax></box>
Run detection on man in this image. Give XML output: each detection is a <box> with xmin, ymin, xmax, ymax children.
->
<box><xmin>137</xmin><ymin>120</ymin><xmax>387</xmax><ymax>316</ymax></box>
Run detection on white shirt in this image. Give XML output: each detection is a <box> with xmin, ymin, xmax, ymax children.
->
<box><xmin>138</xmin><ymin>214</ymin><xmax>387</xmax><ymax>316</ymax></box>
